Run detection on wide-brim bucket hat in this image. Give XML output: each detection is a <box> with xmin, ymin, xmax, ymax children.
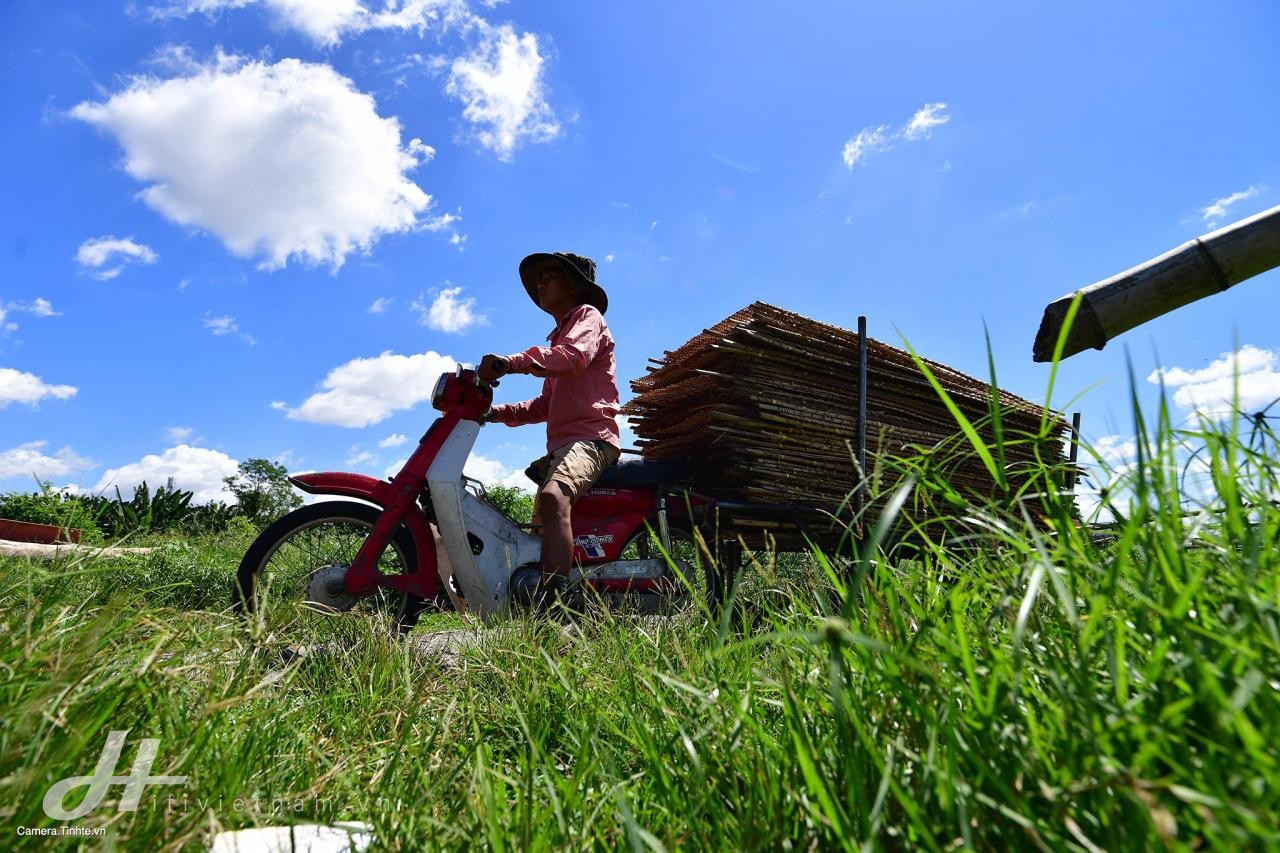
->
<box><xmin>519</xmin><ymin>252</ymin><xmax>608</xmax><ymax>315</ymax></box>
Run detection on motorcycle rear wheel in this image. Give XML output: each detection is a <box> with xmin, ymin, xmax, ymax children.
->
<box><xmin>618</xmin><ymin>520</ymin><xmax>722</xmax><ymax>613</ymax></box>
<box><xmin>232</xmin><ymin>501</ymin><xmax>433</xmax><ymax>636</ymax></box>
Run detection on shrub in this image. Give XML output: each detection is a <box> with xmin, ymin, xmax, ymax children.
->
<box><xmin>0</xmin><ymin>482</ymin><xmax>103</xmax><ymax>539</ymax></box>
<box><xmin>0</xmin><ymin>481</ymin><xmax>242</xmax><ymax>542</ymax></box>
<box><xmin>482</xmin><ymin>483</ymin><xmax>535</xmax><ymax>524</ymax></box>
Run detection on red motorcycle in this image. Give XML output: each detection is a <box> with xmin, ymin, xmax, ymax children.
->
<box><xmin>232</xmin><ymin>367</ymin><xmax>725</xmax><ymax>634</ymax></box>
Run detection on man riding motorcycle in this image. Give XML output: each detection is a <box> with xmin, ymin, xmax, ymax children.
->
<box><xmin>478</xmin><ymin>252</ymin><xmax>621</xmax><ymax>601</ymax></box>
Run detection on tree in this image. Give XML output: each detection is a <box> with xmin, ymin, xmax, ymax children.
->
<box><xmin>224</xmin><ymin>459</ymin><xmax>302</xmax><ymax>526</ymax></box>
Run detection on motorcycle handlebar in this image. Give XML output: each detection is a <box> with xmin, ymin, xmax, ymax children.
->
<box><xmin>473</xmin><ymin>355</ymin><xmax>508</xmax><ymax>389</ymax></box>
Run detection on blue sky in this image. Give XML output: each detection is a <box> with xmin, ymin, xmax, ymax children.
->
<box><xmin>2</xmin><ymin>0</ymin><xmax>1278</xmax><ymax>504</ymax></box>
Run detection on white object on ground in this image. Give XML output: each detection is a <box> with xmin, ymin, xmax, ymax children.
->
<box><xmin>0</xmin><ymin>539</ymin><xmax>154</xmax><ymax>559</ymax></box>
<box><xmin>209</xmin><ymin>821</ymin><xmax>373</xmax><ymax>853</ymax></box>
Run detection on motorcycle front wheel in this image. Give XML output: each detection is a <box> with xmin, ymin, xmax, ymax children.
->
<box><xmin>232</xmin><ymin>501</ymin><xmax>433</xmax><ymax>636</ymax></box>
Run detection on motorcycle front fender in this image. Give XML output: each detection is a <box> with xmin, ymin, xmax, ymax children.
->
<box><xmin>288</xmin><ymin>473</ymin><xmax>441</xmax><ymax>600</ymax></box>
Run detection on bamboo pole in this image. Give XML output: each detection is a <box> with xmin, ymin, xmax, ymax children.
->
<box><xmin>1032</xmin><ymin>203</ymin><xmax>1280</xmax><ymax>362</ymax></box>
<box><xmin>856</xmin><ymin>315</ymin><xmax>868</xmax><ymax>521</ymax></box>
<box><xmin>1066</xmin><ymin>412</ymin><xmax>1081</xmax><ymax>491</ymax></box>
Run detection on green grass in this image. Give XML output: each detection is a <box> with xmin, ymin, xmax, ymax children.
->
<box><xmin>2</xmin><ymin>394</ymin><xmax>1278</xmax><ymax>850</ymax></box>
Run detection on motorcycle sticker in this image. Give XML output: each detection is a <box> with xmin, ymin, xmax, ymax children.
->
<box><xmin>573</xmin><ymin>533</ymin><xmax>614</xmax><ymax>559</ymax></box>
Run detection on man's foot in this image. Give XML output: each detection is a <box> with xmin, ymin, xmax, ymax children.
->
<box><xmin>536</xmin><ymin>575</ymin><xmax>587</xmax><ymax>621</ymax></box>
<box><xmin>533</xmin><ymin>575</ymin><xmax>562</xmax><ymax>612</ymax></box>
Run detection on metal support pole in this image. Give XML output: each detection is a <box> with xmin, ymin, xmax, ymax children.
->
<box><xmin>856</xmin><ymin>316</ymin><xmax>868</xmax><ymax>526</ymax></box>
<box><xmin>1066</xmin><ymin>411</ymin><xmax>1082</xmax><ymax>491</ymax></box>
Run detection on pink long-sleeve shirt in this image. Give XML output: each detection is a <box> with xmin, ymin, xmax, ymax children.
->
<box><xmin>489</xmin><ymin>304</ymin><xmax>621</xmax><ymax>452</ymax></box>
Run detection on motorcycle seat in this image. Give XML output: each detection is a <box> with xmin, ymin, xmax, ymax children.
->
<box><xmin>594</xmin><ymin>457</ymin><xmax>696</xmax><ymax>488</ymax></box>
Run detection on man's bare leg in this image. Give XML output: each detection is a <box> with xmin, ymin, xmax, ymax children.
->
<box><xmin>536</xmin><ymin>482</ymin><xmax>575</xmax><ymax>604</ymax></box>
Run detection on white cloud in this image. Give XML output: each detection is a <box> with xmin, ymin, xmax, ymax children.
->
<box><xmin>446</xmin><ymin>22</ymin><xmax>559</xmax><ymax>160</ymax></box>
<box><xmin>463</xmin><ymin>452</ymin><xmax>530</xmax><ymax>489</ymax></box>
<box><xmin>420</xmin><ymin>209</ymin><xmax>466</xmax><ymax>247</ymax></box>
<box><xmin>604</xmin><ymin>253</ymin><xmax>615</xmax><ymax>263</ymax></box>
<box><xmin>201</xmin><ymin>0</ymin><xmax>367</xmax><ymax>47</ymax></box>
<box><xmin>278</xmin><ymin>349</ymin><xmax>458</xmax><ymax>427</ymax></box>
<box><xmin>367</xmin><ymin>0</ymin><xmax>473</xmax><ymax>34</ymax></box>
<box><xmin>203</xmin><ymin>313</ymin><xmax>256</xmax><ymax>344</ymax></box>
<box><xmin>1073</xmin><ymin>480</ymin><xmax>1109</xmax><ymax>523</ymax></box>
<box><xmin>1148</xmin><ymin>345</ymin><xmax>1280</xmax><ymax>418</ymax></box>
<box><xmin>1201</xmin><ymin>185</ymin><xmax>1261</xmax><ymax>228</ymax></box>
<box><xmin>0</xmin><ymin>297</ymin><xmax>60</xmax><ymax>335</ymax></box>
<box><xmin>157</xmin><ymin>0</ymin><xmax>472</xmax><ymax>47</ymax></box>
<box><xmin>166</xmin><ymin>426</ymin><xmax>195</xmax><ymax>442</ymax></box>
<box><xmin>1093</xmin><ymin>434</ymin><xmax>1137</xmax><ymax>469</ymax></box>
<box><xmin>93</xmin><ymin>444</ymin><xmax>240</xmax><ymax>503</ymax></box>
<box><xmin>2</xmin><ymin>297</ymin><xmax>60</xmax><ymax>318</ymax></box>
<box><xmin>29</xmin><ymin>298</ymin><xmax>58</xmax><ymax>317</ymax></box>
<box><xmin>75</xmin><ymin>236</ymin><xmax>158</xmax><ymax>280</ymax></box>
<box><xmin>382</xmin><ymin>449</ymin><xmax>527</xmax><ymax>489</ymax></box>
<box><xmin>841</xmin><ymin>125</ymin><xmax>891</xmax><ymax>168</ymax></box>
<box><xmin>1072</xmin><ymin>433</ymin><xmax>1139</xmax><ymax>521</ymax></box>
<box><xmin>71</xmin><ymin>55</ymin><xmax>439</xmax><ymax>270</ymax></box>
<box><xmin>368</xmin><ymin>296</ymin><xmax>392</xmax><ymax>314</ymax></box>
<box><xmin>903</xmin><ymin>102</ymin><xmax>950</xmax><ymax>141</ymax></box>
<box><xmin>413</xmin><ymin>286</ymin><xmax>486</xmax><ymax>333</ymax></box>
<box><xmin>0</xmin><ymin>368</ymin><xmax>77</xmax><ymax>408</ymax></box>
<box><xmin>204</xmin><ymin>315</ymin><xmax>236</xmax><ymax>335</ymax></box>
<box><xmin>842</xmin><ymin>102</ymin><xmax>950</xmax><ymax>169</ymax></box>
<box><xmin>0</xmin><ymin>441</ymin><xmax>95</xmax><ymax>481</ymax></box>
<box><xmin>273</xmin><ymin>448</ymin><xmax>300</xmax><ymax>469</ymax></box>
<box><xmin>347</xmin><ymin>448</ymin><xmax>375</xmax><ymax>467</ymax></box>
<box><xmin>379</xmin><ymin>433</ymin><xmax>408</xmax><ymax>448</ymax></box>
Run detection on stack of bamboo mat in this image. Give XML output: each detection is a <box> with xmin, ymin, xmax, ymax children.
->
<box><xmin>623</xmin><ymin>302</ymin><xmax>1068</xmax><ymax>508</ymax></box>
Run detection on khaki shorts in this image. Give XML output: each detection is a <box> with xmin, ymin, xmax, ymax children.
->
<box><xmin>536</xmin><ymin>440</ymin><xmax>620</xmax><ymax>504</ymax></box>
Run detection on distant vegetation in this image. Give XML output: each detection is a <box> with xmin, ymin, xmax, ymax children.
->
<box><xmin>0</xmin><ymin>458</ymin><xmax>299</xmax><ymax>541</ymax></box>
<box><xmin>222</xmin><ymin>458</ymin><xmax>302</xmax><ymax>526</ymax></box>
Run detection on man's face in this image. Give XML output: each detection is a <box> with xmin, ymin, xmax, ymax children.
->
<box><xmin>536</xmin><ymin>266</ymin><xmax>577</xmax><ymax>315</ymax></box>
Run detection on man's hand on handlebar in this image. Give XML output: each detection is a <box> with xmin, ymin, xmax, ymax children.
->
<box><xmin>478</xmin><ymin>354</ymin><xmax>510</xmax><ymax>383</ymax></box>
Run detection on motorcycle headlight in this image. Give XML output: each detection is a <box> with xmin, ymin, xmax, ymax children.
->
<box><xmin>431</xmin><ymin>372</ymin><xmax>449</xmax><ymax>408</ymax></box>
